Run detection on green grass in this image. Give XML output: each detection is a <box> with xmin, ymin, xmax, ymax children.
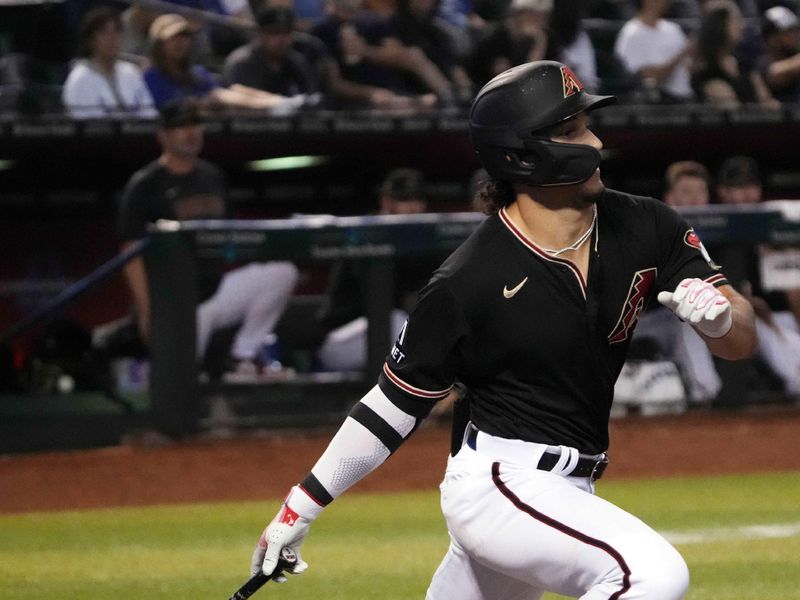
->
<box><xmin>1</xmin><ymin>473</ymin><xmax>799</xmax><ymax>599</ymax></box>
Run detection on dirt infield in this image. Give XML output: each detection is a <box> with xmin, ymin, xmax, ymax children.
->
<box><xmin>2</xmin><ymin>408</ymin><xmax>800</xmax><ymax>514</ymax></box>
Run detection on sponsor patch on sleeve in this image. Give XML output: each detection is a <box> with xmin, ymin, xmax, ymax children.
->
<box><xmin>684</xmin><ymin>228</ymin><xmax>721</xmax><ymax>270</ymax></box>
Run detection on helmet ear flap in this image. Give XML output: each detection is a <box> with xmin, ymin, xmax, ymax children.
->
<box><xmin>480</xmin><ymin>140</ymin><xmax>600</xmax><ymax>186</ymax></box>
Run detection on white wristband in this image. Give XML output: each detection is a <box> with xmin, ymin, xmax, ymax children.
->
<box><xmin>285</xmin><ymin>485</ymin><xmax>325</xmax><ymax>521</ymax></box>
<box><xmin>696</xmin><ymin>311</ymin><xmax>733</xmax><ymax>339</ymax></box>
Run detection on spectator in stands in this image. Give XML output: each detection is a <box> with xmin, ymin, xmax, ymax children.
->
<box><xmin>632</xmin><ymin>160</ymin><xmax>723</xmax><ymax>403</ymax></box>
<box><xmin>222</xmin><ymin>7</ymin><xmax>321</xmax><ymax>99</ymax></box>
<box><xmin>663</xmin><ymin>160</ymin><xmax>712</xmax><ymax>206</ymax></box>
<box><xmin>716</xmin><ymin>154</ymin><xmax>762</xmax><ymax>203</ymax></box>
<box><xmin>758</xmin><ymin>5</ymin><xmax>800</xmax><ymax>102</ymax></box>
<box><xmin>614</xmin><ymin>0</ymin><xmax>695</xmax><ymax>102</ymax></box>
<box><xmin>550</xmin><ymin>0</ymin><xmax>600</xmax><ymax>90</ymax></box>
<box><xmin>315</xmin><ymin>168</ymin><xmax>442</xmax><ymax>371</ymax></box>
<box><xmin>121</xmin><ymin>0</ymin><xmax>254</xmax><ymax>64</ymax></box>
<box><xmin>118</xmin><ymin>99</ymin><xmax>299</xmax><ymax>382</ymax></box>
<box><xmin>386</xmin><ymin>0</ymin><xmax>474</xmax><ymax>103</ymax></box>
<box><xmin>62</xmin><ymin>6</ymin><xmax>157</xmax><ymax>119</ymax></box>
<box><xmin>310</xmin><ymin>0</ymin><xmax>438</xmax><ymax>108</ymax></box>
<box><xmin>467</xmin><ymin>0</ymin><xmax>553</xmax><ymax>88</ymax></box>
<box><xmin>691</xmin><ymin>0</ymin><xmax>780</xmax><ymax>108</ymax></box>
<box><xmin>427</xmin><ymin>0</ymin><xmax>479</xmax><ymax>63</ymax></box>
<box><xmin>143</xmin><ymin>13</ymin><xmax>302</xmax><ymax>113</ymax></box>
<box><xmin>713</xmin><ymin>155</ymin><xmax>800</xmax><ymax>396</ymax></box>
<box><xmin>467</xmin><ymin>0</ymin><xmax>600</xmax><ymax>90</ymax></box>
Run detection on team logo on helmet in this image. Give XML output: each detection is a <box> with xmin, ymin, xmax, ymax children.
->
<box><xmin>684</xmin><ymin>229</ymin><xmax>721</xmax><ymax>270</ymax></box>
<box><xmin>561</xmin><ymin>66</ymin><xmax>584</xmax><ymax>98</ymax></box>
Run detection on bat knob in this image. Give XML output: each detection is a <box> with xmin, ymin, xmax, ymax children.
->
<box><xmin>272</xmin><ymin>546</ymin><xmax>298</xmax><ymax>579</ymax></box>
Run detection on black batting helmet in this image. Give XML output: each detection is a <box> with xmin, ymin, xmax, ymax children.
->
<box><xmin>469</xmin><ymin>61</ymin><xmax>615</xmax><ymax>186</ymax></box>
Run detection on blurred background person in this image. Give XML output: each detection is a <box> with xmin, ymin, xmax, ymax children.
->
<box><xmin>63</xmin><ymin>6</ymin><xmax>156</xmax><ymax>119</ymax></box>
<box><xmin>467</xmin><ymin>0</ymin><xmax>601</xmax><ymax>90</ymax></box>
<box><xmin>663</xmin><ymin>160</ymin><xmax>712</xmax><ymax>206</ymax></box>
<box><xmin>550</xmin><ymin>0</ymin><xmax>599</xmax><ymax>91</ymax></box>
<box><xmin>614</xmin><ymin>0</ymin><xmax>695</xmax><ymax>102</ymax></box>
<box><xmin>467</xmin><ymin>0</ymin><xmax>553</xmax><ymax>88</ymax></box>
<box><xmin>122</xmin><ymin>0</ymin><xmax>254</xmax><ymax>61</ymax></box>
<box><xmin>310</xmin><ymin>0</ymin><xmax>438</xmax><ymax>108</ymax></box>
<box><xmin>691</xmin><ymin>0</ymin><xmax>779</xmax><ymax>108</ymax></box>
<box><xmin>222</xmin><ymin>7</ymin><xmax>322</xmax><ymax>100</ymax></box>
<box><xmin>386</xmin><ymin>0</ymin><xmax>474</xmax><ymax>104</ymax></box>
<box><xmin>118</xmin><ymin>100</ymin><xmax>299</xmax><ymax>379</ymax></box>
<box><xmin>759</xmin><ymin>5</ymin><xmax>800</xmax><ymax>103</ymax></box>
<box><xmin>143</xmin><ymin>13</ymin><xmax>300</xmax><ymax>113</ymax></box>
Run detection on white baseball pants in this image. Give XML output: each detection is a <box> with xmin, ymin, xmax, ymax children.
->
<box><xmin>426</xmin><ymin>431</ymin><xmax>689</xmax><ymax>599</ymax></box>
<box><xmin>195</xmin><ymin>262</ymin><xmax>298</xmax><ymax>360</ymax></box>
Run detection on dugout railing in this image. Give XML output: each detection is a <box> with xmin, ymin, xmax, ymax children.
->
<box><xmin>146</xmin><ymin>204</ymin><xmax>800</xmax><ymax>435</ymax></box>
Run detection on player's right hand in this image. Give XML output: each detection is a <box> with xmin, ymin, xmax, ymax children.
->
<box><xmin>250</xmin><ymin>491</ymin><xmax>312</xmax><ymax>582</ymax></box>
<box><xmin>657</xmin><ymin>277</ymin><xmax>732</xmax><ymax>338</ymax></box>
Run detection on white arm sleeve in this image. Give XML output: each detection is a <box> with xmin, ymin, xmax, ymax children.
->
<box><xmin>291</xmin><ymin>386</ymin><xmax>420</xmax><ymax>518</ymax></box>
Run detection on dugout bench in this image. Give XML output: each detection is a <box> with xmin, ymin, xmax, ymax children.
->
<box><xmin>146</xmin><ymin>213</ymin><xmax>483</xmax><ymax>434</ymax></box>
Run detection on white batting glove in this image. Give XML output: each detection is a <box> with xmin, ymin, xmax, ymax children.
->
<box><xmin>250</xmin><ymin>486</ymin><xmax>322</xmax><ymax>581</ymax></box>
<box><xmin>657</xmin><ymin>278</ymin><xmax>732</xmax><ymax>338</ymax></box>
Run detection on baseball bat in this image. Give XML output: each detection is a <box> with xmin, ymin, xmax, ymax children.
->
<box><xmin>228</xmin><ymin>547</ymin><xmax>298</xmax><ymax>600</ymax></box>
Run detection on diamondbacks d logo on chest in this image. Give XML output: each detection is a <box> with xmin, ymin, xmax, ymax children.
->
<box><xmin>608</xmin><ymin>268</ymin><xmax>657</xmax><ymax>344</ymax></box>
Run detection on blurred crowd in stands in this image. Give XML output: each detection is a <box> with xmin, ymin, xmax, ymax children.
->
<box><xmin>5</xmin><ymin>0</ymin><xmax>800</xmax><ymax>117</ymax></box>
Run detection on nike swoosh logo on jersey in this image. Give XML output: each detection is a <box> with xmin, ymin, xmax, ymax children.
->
<box><xmin>503</xmin><ymin>277</ymin><xmax>528</xmax><ymax>298</ymax></box>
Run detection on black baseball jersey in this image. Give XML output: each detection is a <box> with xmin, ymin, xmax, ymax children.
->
<box><xmin>378</xmin><ymin>189</ymin><xmax>729</xmax><ymax>454</ymax></box>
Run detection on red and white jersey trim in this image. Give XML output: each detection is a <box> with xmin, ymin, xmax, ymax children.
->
<box><xmin>704</xmin><ymin>273</ymin><xmax>727</xmax><ymax>286</ymax></box>
<box><xmin>499</xmin><ymin>207</ymin><xmax>588</xmax><ymax>299</ymax></box>
<box><xmin>382</xmin><ymin>363</ymin><xmax>453</xmax><ymax>399</ymax></box>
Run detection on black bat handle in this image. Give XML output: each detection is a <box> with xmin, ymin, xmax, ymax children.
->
<box><xmin>229</xmin><ymin>573</ymin><xmax>269</xmax><ymax>600</ymax></box>
<box><xmin>228</xmin><ymin>547</ymin><xmax>298</xmax><ymax>600</ymax></box>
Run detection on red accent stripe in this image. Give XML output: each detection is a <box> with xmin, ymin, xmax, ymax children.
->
<box><xmin>499</xmin><ymin>208</ymin><xmax>587</xmax><ymax>299</ymax></box>
<box><xmin>491</xmin><ymin>462</ymin><xmax>632</xmax><ymax>599</ymax></box>
<box><xmin>382</xmin><ymin>363</ymin><xmax>452</xmax><ymax>399</ymax></box>
<box><xmin>704</xmin><ymin>274</ymin><xmax>727</xmax><ymax>286</ymax></box>
<box><xmin>297</xmin><ymin>484</ymin><xmax>326</xmax><ymax>508</ymax></box>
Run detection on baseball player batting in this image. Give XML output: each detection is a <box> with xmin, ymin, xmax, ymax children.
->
<box><xmin>249</xmin><ymin>61</ymin><xmax>757</xmax><ymax>599</ymax></box>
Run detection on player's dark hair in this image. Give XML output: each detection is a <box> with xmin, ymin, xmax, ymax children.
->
<box><xmin>78</xmin><ymin>6</ymin><xmax>122</xmax><ymax>58</ymax></box>
<box><xmin>474</xmin><ymin>178</ymin><xmax>515</xmax><ymax>215</ymax></box>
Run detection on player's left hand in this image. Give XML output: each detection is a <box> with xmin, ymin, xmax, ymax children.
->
<box><xmin>657</xmin><ymin>278</ymin><xmax>732</xmax><ymax>338</ymax></box>
<box><xmin>250</xmin><ymin>501</ymin><xmax>311</xmax><ymax>582</ymax></box>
